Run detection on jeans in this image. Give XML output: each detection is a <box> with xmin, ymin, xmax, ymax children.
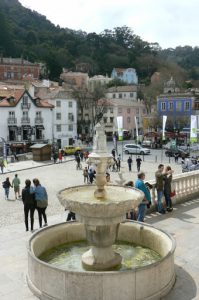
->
<box><xmin>4</xmin><ymin>188</ymin><xmax>9</xmax><ymax>199</ymax></box>
<box><xmin>137</xmin><ymin>203</ymin><xmax>146</xmax><ymax>222</ymax></box>
<box><xmin>128</xmin><ymin>164</ymin><xmax>132</xmax><ymax>171</ymax></box>
<box><xmin>164</xmin><ymin>192</ymin><xmax>172</xmax><ymax>208</ymax></box>
<box><xmin>37</xmin><ymin>207</ymin><xmax>47</xmax><ymax>227</ymax></box>
<box><xmin>157</xmin><ymin>191</ymin><xmax>164</xmax><ymax>212</ymax></box>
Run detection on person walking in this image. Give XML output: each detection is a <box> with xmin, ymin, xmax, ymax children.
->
<box><xmin>83</xmin><ymin>167</ymin><xmax>88</xmax><ymax>183</ymax></box>
<box><xmin>163</xmin><ymin>166</ymin><xmax>174</xmax><ymax>212</ymax></box>
<box><xmin>2</xmin><ymin>177</ymin><xmax>12</xmax><ymax>200</ymax></box>
<box><xmin>33</xmin><ymin>178</ymin><xmax>48</xmax><ymax>228</ymax></box>
<box><xmin>0</xmin><ymin>160</ymin><xmax>5</xmax><ymax>174</ymax></box>
<box><xmin>111</xmin><ymin>149</ymin><xmax>116</xmax><ymax>159</ymax></box>
<box><xmin>58</xmin><ymin>150</ymin><xmax>62</xmax><ymax>163</ymax></box>
<box><xmin>88</xmin><ymin>168</ymin><xmax>95</xmax><ymax>184</ymax></box>
<box><xmin>12</xmin><ymin>174</ymin><xmax>21</xmax><ymax>200</ymax></box>
<box><xmin>76</xmin><ymin>155</ymin><xmax>81</xmax><ymax>170</ymax></box>
<box><xmin>136</xmin><ymin>156</ymin><xmax>142</xmax><ymax>172</ymax></box>
<box><xmin>127</xmin><ymin>156</ymin><xmax>133</xmax><ymax>172</ymax></box>
<box><xmin>155</xmin><ymin>164</ymin><xmax>165</xmax><ymax>214</ymax></box>
<box><xmin>117</xmin><ymin>155</ymin><xmax>121</xmax><ymax>172</ymax></box>
<box><xmin>22</xmin><ymin>179</ymin><xmax>36</xmax><ymax>232</ymax></box>
<box><xmin>135</xmin><ymin>172</ymin><xmax>151</xmax><ymax>222</ymax></box>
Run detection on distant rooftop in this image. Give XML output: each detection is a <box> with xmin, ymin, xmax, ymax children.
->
<box><xmin>0</xmin><ymin>57</ymin><xmax>39</xmax><ymax>66</ymax></box>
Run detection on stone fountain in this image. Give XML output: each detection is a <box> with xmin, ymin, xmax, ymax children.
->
<box><xmin>27</xmin><ymin>124</ymin><xmax>176</xmax><ymax>300</ymax></box>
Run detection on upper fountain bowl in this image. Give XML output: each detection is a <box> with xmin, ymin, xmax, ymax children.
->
<box><xmin>58</xmin><ymin>184</ymin><xmax>143</xmax><ymax>225</ymax></box>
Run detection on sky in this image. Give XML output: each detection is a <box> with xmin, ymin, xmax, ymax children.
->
<box><xmin>19</xmin><ymin>0</ymin><xmax>199</xmax><ymax>49</ymax></box>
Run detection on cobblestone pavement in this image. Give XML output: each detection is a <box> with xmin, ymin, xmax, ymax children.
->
<box><xmin>0</xmin><ymin>159</ymin><xmax>198</xmax><ymax>299</ymax></box>
<box><xmin>0</xmin><ymin>158</ymin><xmax>182</xmax><ymax>228</ymax></box>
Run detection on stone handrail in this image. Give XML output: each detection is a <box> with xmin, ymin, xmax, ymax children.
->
<box><xmin>149</xmin><ymin>170</ymin><xmax>199</xmax><ymax>206</ymax></box>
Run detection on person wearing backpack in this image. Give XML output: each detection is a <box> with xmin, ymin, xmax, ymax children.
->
<box><xmin>33</xmin><ymin>178</ymin><xmax>48</xmax><ymax>228</ymax></box>
<box><xmin>22</xmin><ymin>179</ymin><xmax>36</xmax><ymax>232</ymax></box>
<box><xmin>2</xmin><ymin>177</ymin><xmax>12</xmax><ymax>200</ymax></box>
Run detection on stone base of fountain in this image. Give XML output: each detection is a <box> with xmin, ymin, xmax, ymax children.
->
<box><xmin>82</xmin><ymin>247</ymin><xmax>122</xmax><ymax>271</ymax></box>
<box><xmin>27</xmin><ymin>221</ymin><xmax>176</xmax><ymax>300</ymax></box>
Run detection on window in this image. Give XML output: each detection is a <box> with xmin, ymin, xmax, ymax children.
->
<box><xmin>23</xmin><ymin>111</ymin><xmax>28</xmax><ymax>118</ymax></box>
<box><xmin>176</xmin><ymin>101</ymin><xmax>182</xmax><ymax>111</ymax></box>
<box><xmin>104</xmin><ymin>108</ymin><xmax>107</xmax><ymax>113</ymax></box>
<box><xmin>113</xmin><ymin>93</ymin><xmax>116</xmax><ymax>99</ymax></box>
<box><xmin>56</xmin><ymin>113</ymin><xmax>61</xmax><ymax>120</ymax></box>
<box><xmin>110</xmin><ymin>107</ymin><xmax>113</xmax><ymax>113</ymax></box>
<box><xmin>68</xmin><ymin>113</ymin><xmax>74</xmax><ymax>121</ymax></box>
<box><xmin>9</xmin><ymin>111</ymin><xmax>15</xmax><ymax>118</ymax></box>
<box><xmin>56</xmin><ymin>125</ymin><xmax>61</xmax><ymax>132</ymax></box>
<box><xmin>103</xmin><ymin>117</ymin><xmax>107</xmax><ymax>124</ymax></box>
<box><xmin>136</xmin><ymin>108</ymin><xmax>139</xmax><ymax>114</ymax></box>
<box><xmin>56</xmin><ymin>100</ymin><xmax>61</xmax><ymax>107</ymax></box>
<box><xmin>161</xmin><ymin>102</ymin><xmax>166</xmax><ymax>111</ymax></box>
<box><xmin>69</xmin><ymin>101</ymin><xmax>73</xmax><ymax>108</ymax></box>
<box><xmin>23</xmin><ymin>95</ymin><xmax>28</xmax><ymax>105</ymax></box>
<box><xmin>110</xmin><ymin>117</ymin><xmax>114</xmax><ymax>123</ymax></box>
<box><xmin>127</xmin><ymin>108</ymin><xmax>130</xmax><ymax>114</ymax></box>
<box><xmin>127</xmin><ymin>117</ymin><xmax>131</xmax><ymax>123</ymax></box>
<box><xmin>124</xmin><ymin>93</ymin><xmax>126</xmax><ymax>98</ymax></box>
<box><xmin>185</xmin><ymin>101</ymin><xmax>190</xmax><ymax>110</ymax></box>
<box><xmin>130</xmin><ymin>93</ymin><xmax>134</xmax><ymax>98</ymax></box>
<box><xmin>142</xmin><ymin>109</ymin><xmax>146</xmax><ymax>114</ymax></box>
<box><xmin>84</xmin><ymin>102</ymin><xmax>88</xmax><ymax>109</ymax></box>
<box><xmin>119</xmin><ymin>93</ymin><xmax>122</xmax><ymax>99</ymax></box>
<box><xmin>36</xmin><ymin>111</ymin><xmax>41</xmax><ymax>117</ymax></box>
<box><xmin>118</xmin><ymin>108</ymin><xmax>122</xmax><ymax>114</ymax></box>
<box><xmin>168</xmin><ymin>102</ymin><xmax>173</xmax><ymax>111</ymax></box>
<box><xmin>68</xmin><ymin>124</ymin><xmax>73</xmax><ymax>131</ymax></box>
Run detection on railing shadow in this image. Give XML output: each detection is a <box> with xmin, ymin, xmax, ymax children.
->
<box><xmin>146</xmin><ymin>199</ymin><xmax>199</xmax><ymax>225</ymax></box>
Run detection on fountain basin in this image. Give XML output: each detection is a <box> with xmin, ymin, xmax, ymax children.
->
<box><xmin>58</xmin><ymin>185</ymin><xmax>143</xmax><ymax>225</ymax></box>
<box><xmin>27</xmin><ymin>221</ymin><xmax>176</xmax><ymax>300</ymax></box>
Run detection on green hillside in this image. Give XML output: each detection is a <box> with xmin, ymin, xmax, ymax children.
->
<box><xmin>0</xmin><ymin>0</ymin><xmax>199</xmax><ymax>83</ymax></box>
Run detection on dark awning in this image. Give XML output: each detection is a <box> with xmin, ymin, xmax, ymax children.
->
<box><xmin>22</xmin><ymin>125</ymin><xmax>31</xmax><ymax>129</ymax></box>
<box><xmin>36</xmin><ymin>125</ymin><xmax>44</xmax><ymax>130</ymax></box>
<box><xmin>8</xmin><ymin>126</ymin><xmax>17</xmax><ymax>129</ymax></box>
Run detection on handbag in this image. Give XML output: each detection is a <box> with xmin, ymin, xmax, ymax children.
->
<box><xmin>170</xmin><ymin>182</ymin><xmax>176</xmax><ymax>197</ymax></box>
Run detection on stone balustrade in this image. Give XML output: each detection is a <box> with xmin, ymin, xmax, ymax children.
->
<box><xmin>150</xmin><ymin>170</ymin><xmax>199</xmax><ymax>207</ymax></box>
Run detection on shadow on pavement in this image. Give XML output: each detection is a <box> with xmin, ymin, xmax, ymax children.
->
<box><xmin>162</xmin><ymin>264</ymin><xmax>197</xmax><ymax>300</ymax></box>
<box><xmin>146</xmin><ymin>199</ymin><xmax>199</xmax><ymax>225</ymax></box>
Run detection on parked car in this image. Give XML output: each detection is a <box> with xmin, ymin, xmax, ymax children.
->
<box><xmin>123</xmin><ymin>144</ymin><xmax>150</xmax><ymax>155</ymax></box>
<box><xmin>165</xmin><ymin>148</ymin><xmax>189</xmax><ymax>158</ymax></box>
<box><xmin>63</xmin><ymin>146</ymin><xmax>81</xmax><ymax>155</ymax></box>
<box><xmin>182</xmin><ymin>158</ymin><xmax>199</xmax><ymax>172</ymax></box>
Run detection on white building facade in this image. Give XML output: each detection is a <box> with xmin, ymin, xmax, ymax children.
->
<box><xmin>48</xmin><ymin>90</ymin><xmax>77</xmax><ymax>148</ymax></box>
<box><xmin>0</xmin><ymin>90</ymin><xmax>54</xmax><ymax>145</ymax></box>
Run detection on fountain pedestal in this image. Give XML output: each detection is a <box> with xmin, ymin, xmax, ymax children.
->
<box><xmin>82</xmin><ymin>224</ymin><xmax>122</xmax><ymax>270</ymax></box>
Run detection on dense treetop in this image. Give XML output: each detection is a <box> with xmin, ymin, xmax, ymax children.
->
<box><xmin>0</xmin><ymin>0</ymin><xmax>199</xmax><ymax>82</ymax></box>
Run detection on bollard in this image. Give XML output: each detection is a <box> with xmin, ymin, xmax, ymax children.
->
<box><xmin>155</xmin><ymin>155</ymin><xmax>157</xmax><ymax>162</ymax></box>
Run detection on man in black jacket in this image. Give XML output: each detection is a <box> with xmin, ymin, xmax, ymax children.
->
<box><xmin>22</xmin><ymin>179</ymin><xmax>36</xmax><ymax>232</ymax></box>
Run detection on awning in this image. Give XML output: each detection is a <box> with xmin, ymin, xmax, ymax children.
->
<box><xmin>36</xmin><ymin>125</ymin><xmax>44</xmax><ymax>130</ymax></box>
<box><xmin>8</xmin><ymin>126</ymin><xmax>17</xmax><ymax>130</ymax></box>
<box><xmin>22</xmin><ymin>125</ymin><xmax>31</xmax><ymax>130</ymax></box>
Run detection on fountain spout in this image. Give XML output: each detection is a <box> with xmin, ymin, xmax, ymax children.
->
<box><xmin>87</xmin><ymin>123</ymin><xmax>113</xmax><ymax>198</ymax></box>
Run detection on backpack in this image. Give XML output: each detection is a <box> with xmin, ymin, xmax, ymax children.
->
<box><xmin>2</xmin><ymin>181</ymin><xmax>6</xmax><ymax>188</ymax></box>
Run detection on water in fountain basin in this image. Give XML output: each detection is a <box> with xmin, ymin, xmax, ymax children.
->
<box><xmin>39</xmin><ymin>241</ymin><xmax>161</xmax><ymax>271</ymax></box>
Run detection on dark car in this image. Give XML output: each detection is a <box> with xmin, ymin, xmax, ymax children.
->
<box><xmin>165</xmin><ymin>148</ymin><xmax>189</xmax><ymax>158</ymax></box>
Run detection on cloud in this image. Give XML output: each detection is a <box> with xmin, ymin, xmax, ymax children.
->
<box><xmin>19</xmin><ymin>0</ymin><xmax>199</xmax><ymax>48</ymax></box>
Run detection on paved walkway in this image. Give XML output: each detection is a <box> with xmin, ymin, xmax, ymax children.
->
<box><xmin>0</xmin><ymin>159</ymin><xmax>198</xmax><ymax>299</ymax></box>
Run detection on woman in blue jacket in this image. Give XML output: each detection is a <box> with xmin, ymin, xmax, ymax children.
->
<box><xmin>33</xmin><ymin>178</ymin><xmax>48</xmax><ymax>228</ymax></box>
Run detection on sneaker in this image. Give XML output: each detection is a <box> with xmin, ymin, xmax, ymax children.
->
<box><xmin>43</xmin><ymin>223</ymin><xmax>48</xmax><ymax>227</ymax></box>
<box><xmin>159</xmin><ymin>209</ymin><xmax>166</xmax><ymax>214</ymax></box>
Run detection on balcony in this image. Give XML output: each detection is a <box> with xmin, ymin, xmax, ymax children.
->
<box><xmin>21</xmin><ymin>103</ymin><xmax>31</xmax><ymax>110</ymax></box>
<box><xmin>21</xmin><ymin>117</ymin><xmax>30</xmax><ymax>124</ymax></box>
<box><xmin>35</xmin><ymin>117</ymin><xmax>43</xmax><ymax>124</ymax></box>
<box><xmin>7</xmin><ymin>117</ymin><xmax>17</xmax><ymax>125</ymax></box>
